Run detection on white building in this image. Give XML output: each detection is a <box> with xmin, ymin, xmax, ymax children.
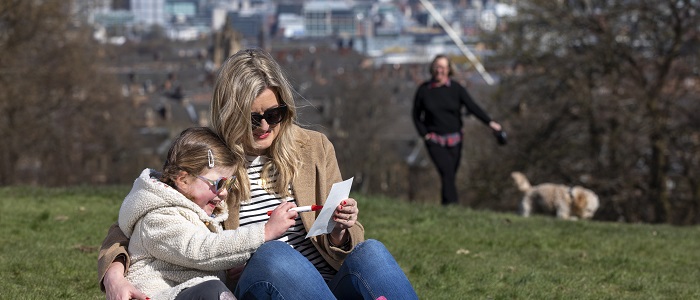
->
<box><xmin>303</xmin><ymin>1</ymin><xmax>355</xmax><ymax>38</ymax></box>
<box><xmin>131</xmin><ymin>0</ymin><xmax>166</xmax><ymax>26</ymax></box>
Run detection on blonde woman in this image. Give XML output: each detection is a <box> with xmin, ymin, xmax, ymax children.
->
<box><xmin>99</xmin><ymin>49</ymin><xmax>417</xmax><ymax>300</ymax></box>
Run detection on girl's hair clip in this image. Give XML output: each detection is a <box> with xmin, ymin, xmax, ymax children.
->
<box><xmin>207</xmin><ymin>149</ymin><xmax>215</xmax><ymax>168</ymax></box>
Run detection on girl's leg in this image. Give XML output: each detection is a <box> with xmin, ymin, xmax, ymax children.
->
<box><xmin>234</xmin><ymin>241</ymin><xmax>335</xmax><ymax>300</ymax></box>
<box><xmin>175</xmin><ymin>279</ymin><xmax>235</xmax><ymax>300</ymax></box>
<box><xmin>328</xmin><ymin>239</ymin><xmax>418</xmax><ymax>300</ymax></box>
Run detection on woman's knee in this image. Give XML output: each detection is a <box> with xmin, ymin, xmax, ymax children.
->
<box><xmin>246</xmin><ymin>241</ymin><xmax>312</xmax><ymax>276</ymax></box>
<box><xmin>237</xmin><ymin>242</ymin><xmax>330</xmax><ymax>298</ymax></box>
<box><xmin>346</xmin><ymin>239</ymin><xmax>393</xmax><ymax>266</ymax></box>
<box><xmin>254</xmin><ymin>240</ymin><xmax>294</xmax><ymax>257</ymax></box>
<box><xmin>354</xmin><ymin>239</ymin><xmax>387</xmax><ymax>254</ymax></box>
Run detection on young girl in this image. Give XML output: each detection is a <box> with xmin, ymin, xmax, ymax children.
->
<box><xmin>117</xmin><ymin>127</ymin><xmax>293</xmax><ymax>300</ymax></box>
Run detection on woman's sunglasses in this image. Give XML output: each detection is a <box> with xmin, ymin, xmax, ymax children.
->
<box><xmin>251</xmin><ymin>105</ymin><xmax>287</xmax><ymax>129</ymax></box>
<box><xmin>197</xmin><ymin>175</ymin><xmax>236</xmax><ymax>194</ymax></box>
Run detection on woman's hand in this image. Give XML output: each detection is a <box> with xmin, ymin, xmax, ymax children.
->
<box><xmin>333</xmin><ymin>198</ymin><xmax>358</xmax><ymax>228</ymax></box>
<box><xmin>489</xmin><ymin>121</ymin><xmax>502</xmax><ymax>132</ymax></box>
<box><xmin>104</xmin><ymin>261</ymin><xmax>148</xmax><ymax>300</ymax></box>
<box><xmin>329</xmin><ymin>198</ymin><xmax>358</xmax><ymax>246</ymax></box>
<box><xmin>264</xmin><ymin>201</ymin><xmax>297</xmax><ymax>241</ymax></box>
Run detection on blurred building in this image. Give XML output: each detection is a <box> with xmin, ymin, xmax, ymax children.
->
<box><xmin>82</xmin><ymin>0</ymin><xmax>516</xmax><ymax>67</ymax></box>
<box><xmin>303</xmin><ymin>1</ymin><xmax>354</xmax><ymax>38</ymax></box>
<box><xmin>131</xmin><ymin>0</ymin><xmax>166</xmax><ymax>26</ymax></box>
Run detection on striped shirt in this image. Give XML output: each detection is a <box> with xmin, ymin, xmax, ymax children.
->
<box><xmin>239</xmin><ymin>155</ymin><xmax>336</xmax><ymax>281</ymax></box>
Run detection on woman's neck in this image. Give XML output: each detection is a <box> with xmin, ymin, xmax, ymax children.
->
<box><xmin>433</xmin><ymin>78</ymin><xmax>449</xmax><ymax>85</ymax></box>
<box><xmin>245</xmin><ymin>145</ymin><xmax>268</xmax><ymax>157</ymax></box>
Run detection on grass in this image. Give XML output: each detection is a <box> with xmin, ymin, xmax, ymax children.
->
<box><xmin>1</xmin><ymin>187</ymin><xmax>700</xmax><ymax>299</ymax></box>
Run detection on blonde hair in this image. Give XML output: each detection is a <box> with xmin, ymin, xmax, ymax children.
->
<box><xmin>210</xmin><ymin>48</ymin><xmax>299</xmax><ymax>201</ymax></box>
<box><xmin>161</xmin><ymin>127</ymin><xmax>240</xmax><ymax>214</ymax></box>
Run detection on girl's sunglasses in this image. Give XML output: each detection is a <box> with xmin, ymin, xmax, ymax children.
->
<box><xmin>251</xmin><ymin>105</ymin><xmax>287</xmax><ymax>129</ymax></box>
<box><xmin>197</xmin><ymin>175</ymin><xmax>236</xmax><ymax>193</ymax></box>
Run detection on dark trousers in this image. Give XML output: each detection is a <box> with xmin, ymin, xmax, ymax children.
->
<box><xmin>425</xmin><ymin>141</ymin><xmax>462</xmax><ymax>205</ymax></box>
<box><xmin>175</xmin><ymin>280</ymin><xmax>235</xmax><ymax>300</ymax></box>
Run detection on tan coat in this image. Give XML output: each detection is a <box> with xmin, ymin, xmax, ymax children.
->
<box><xmin>98</xmin><ymin>125</ymin><xmax>365</xmax><ymax>288</ymax></box>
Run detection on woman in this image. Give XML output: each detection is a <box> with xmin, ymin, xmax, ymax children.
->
<box><xmin>412</xmin><ymin>54</ymin><xmax>503</xmax><ymax>205</ymax></box>
<box><xmin>98</xmin><ymin>49</ymin><xmax>417</xmax><ymax>300</ymax></box>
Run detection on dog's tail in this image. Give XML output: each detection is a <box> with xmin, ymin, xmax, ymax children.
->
<box><xmin>510</xmin><ymin>172</ymin><xmax>531</xmax><ymax>192</ymax></box>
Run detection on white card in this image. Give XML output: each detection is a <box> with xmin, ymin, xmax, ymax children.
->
<box><xmin>306</xmin><ymin>177</ymin><xmax>354</xmax><ymax>238</ymax></box>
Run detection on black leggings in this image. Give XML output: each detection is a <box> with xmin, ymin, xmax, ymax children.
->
<box><xmin>174</xmin><ymin>279</ymin><xmax>236</xmax><ymax>300</ymax></box>
<box><xmin>425</xmin><ymin>141</ymin><xmax>462</xmax><ymax>205</ymax></box>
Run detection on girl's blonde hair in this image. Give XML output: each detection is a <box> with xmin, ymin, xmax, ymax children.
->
<box><xmin>161</xmin><ymin>127</ymin><xmax>240</xmax><ymax>213</ymax></box>
<box><xmin>210</xmin><ymin>48</ymin><xmax>299</xmax><ymax>201</ymax></box>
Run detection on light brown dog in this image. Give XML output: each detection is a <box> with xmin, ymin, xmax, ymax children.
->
<box><xmin>511</xmin><ymin>171</ymin><xmax>599</xmax><ymax>220</ymax></box>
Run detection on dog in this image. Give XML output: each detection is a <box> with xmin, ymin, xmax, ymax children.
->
<box><xmin>511</xmin><ymin>171</ymin><xmax>599</xmax><ymax>220</ymax></box>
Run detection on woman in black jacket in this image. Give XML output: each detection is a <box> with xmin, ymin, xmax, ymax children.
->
<box><xmin>412</xmin><ymin>54</ymin><xmax>503</xmax><ymax>205</ymax></box>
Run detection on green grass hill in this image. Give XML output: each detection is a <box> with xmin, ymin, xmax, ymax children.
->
<box><xmin>1</xmin><ymin>186</ymin><xmax>699</xmax><ymax>299</ymax></box>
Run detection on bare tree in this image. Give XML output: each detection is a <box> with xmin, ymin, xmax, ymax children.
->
<box><xmin>0</xmin><ymin>0</ymin><xmax>139</xmax><ymax>185</ymax></box>
<box><xmin>278</xmin><ymin>46</ymin><xmax>420</xmax><ymax>199</ymax></box>
<box><xmin>491</xmin><ymin>0</ymin><xmax>700</xmax><ymax>224</ymax></box>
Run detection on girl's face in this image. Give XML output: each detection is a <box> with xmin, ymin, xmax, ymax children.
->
<box><xmin>188</xmin><ymin>167</ymin><xmax>234</xmax><ymax>216</ymax></box>
<box><xmin>249</xmin><ymin>88</ymin><xmax>285</xmax><ymax>155</ymax></box>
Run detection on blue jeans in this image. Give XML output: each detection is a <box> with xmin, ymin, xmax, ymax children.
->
<box><xmin>234</xmin><ymin>239</ymin><xmax>418</xmax><ymax>300</ymax></box>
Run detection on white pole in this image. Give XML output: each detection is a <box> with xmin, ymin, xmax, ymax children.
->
<box><xmin>418</xmin><ymin>0</ymin><xmax>495</xmax><ymax>85</ymax></box>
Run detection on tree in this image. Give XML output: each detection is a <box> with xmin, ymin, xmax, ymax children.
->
<box><xmin>491</xmin><ymin>0</ymin><xmax>700</xmax><ymax>224</ymax></box>
<box><xmin>275</xmin><ymin>46</ymin><xmax>422</xmax><ymax>200</ymax></box>
<box><xmin>0</xmin><ymin>0</ymin><xmax>139</xmax><ymax>185</ymax></box>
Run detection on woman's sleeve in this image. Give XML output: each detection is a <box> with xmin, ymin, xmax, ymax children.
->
<box><xmin>459</xmin><ymin>85</ymin><xmax>492</xmax><ymax>125</ymax></box>
<box><xmin>412</xmin><ymin>86</ymin><xmax>428</xmax><ymax>137</ymax></box>
<box><xmin>316</xmin><ymin>136</ymin><xmax>365</xmax><ymax>261</ymax></box>
<box><xmin>97</xmin><ymin>222</ymin><xmax>131</xmax><ymax>288</ymax></box>
<box><xmin>138</xmin><ymin>209</ymin><xmax>266</xmax><ymax>271</ymax></box>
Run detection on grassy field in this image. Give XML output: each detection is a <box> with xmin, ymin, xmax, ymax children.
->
<box><xmin>1</xmin><ymin>186</ymin><xmax>700</xmax><ymax>299</ymax></box>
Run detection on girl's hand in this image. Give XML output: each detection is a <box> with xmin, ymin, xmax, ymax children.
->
<box><xmin>264</xmin><ymin>201</ymin><xmax>297</xmax><ymax>241</ymax></box>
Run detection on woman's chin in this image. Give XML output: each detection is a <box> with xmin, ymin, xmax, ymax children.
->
<box><xmin>253</xmin><ymin>138</ymin><xmax>274</xmax><ymax>153</ymax></box>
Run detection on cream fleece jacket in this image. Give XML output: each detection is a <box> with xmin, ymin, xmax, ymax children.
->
<box><xmin>118</xmin><ymin>168</ymin><xmax>265</xmax><ymax>300</ymax></box>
